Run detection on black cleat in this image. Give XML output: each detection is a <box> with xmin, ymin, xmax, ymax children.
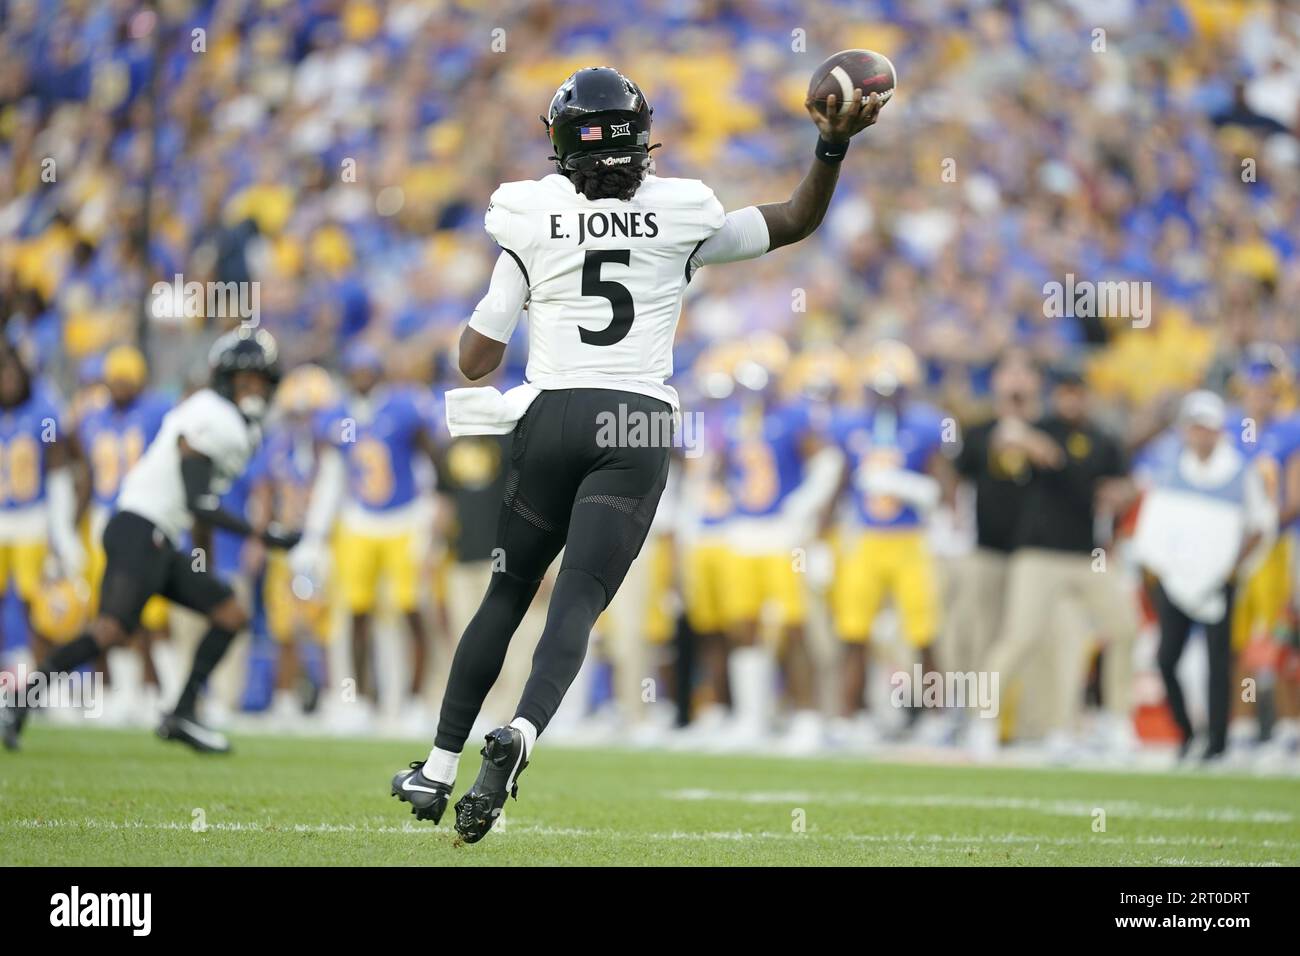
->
<box><xmin>391</xmin><ymin>761</ymin><xmax>453</xmax><ymax>823</ymax></box>
<box><xmin>156</xmin><ymin>712</ymin><xmax>231</xmax><ymax>754</ymax></box>
<box><xmin>453</xmin><ymin>726</ymin><xmax>528</xmax><ymax>844</ymax></box>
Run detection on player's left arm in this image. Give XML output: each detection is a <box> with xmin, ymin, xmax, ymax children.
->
<box><xmin>690</xmin><ymin>90</ymin><xmax>883</xmax><ymax>272</ymax></box>
<box><xmin>759</xmin><ymin>90</ymin><xmax>883</xmax><ymax>250</ymax></box>
<box><xmin>179</xmin><ymin>438</ymin><xmax>298</xmax><ymax>549</ymax></box>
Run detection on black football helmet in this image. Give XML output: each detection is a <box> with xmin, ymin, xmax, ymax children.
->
<box><xmin>541</xmin><ymin>67</ymin><xmax>654</xmax><ymax>173</ymax></box>
<box><xmin>209</xmin><ymin>326</ymin><xmax>281</xmax><ymax>419</ymax></box>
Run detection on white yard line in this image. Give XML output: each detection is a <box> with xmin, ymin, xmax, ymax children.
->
<box><xmin>1</xmin><ymin>817</ymin><xmax>1292</xmax><ymax>854</ymax></box>
<box><xmin>662</xmin><ymin>789</ymin><xmax>1296</xmax><ymax>824</ymax></box>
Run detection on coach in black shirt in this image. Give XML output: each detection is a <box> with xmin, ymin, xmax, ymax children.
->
<box><xmin>948</xmin><ymin>349</ymin><xmax>1041</xmax><ymax>675</ymax></box>
<box><xmin>972</xmin><ymin>364</ymin><xmax>1139</xmax><ymax>756</ymax></box>
<box><xmin>1013</xmin><ymin>391</ymin><xmax>1127</xmax><ymax>554</ymax></box>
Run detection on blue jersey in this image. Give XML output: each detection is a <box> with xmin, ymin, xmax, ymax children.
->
<box><xmin>318</xmin><ymin>386</ymin><xmax>436</xmax><ymax>512</ymax></box>
<box><xmin>832</xmin><ymin>402</ymin><xmax>946</xmax><ymax>528</ymax></box>
<box><xmin>0</xmin><ymin>391</ymin><xmax>63</xmax><ymax>509</ymax></box>
<box><xmin>723</xmin><ymin>401</ymin><xmax>809</xmax><ymax>518</ymax></box>
<box><xmin>213</xmin><ymin>442</ymin><xmax>266</xmax><ymax>577</ymax></box>
<box><xmin>77</xmin><ymin>392</ymin><xmax>170</xmax><ymax>507</ymax></box>
<box><xmin>1256</xmin><ymin>413</ymin><xmax>1300</xmax><ymax>521</ymax></box>
<box><xmin>258</xmin><ymin>421</ymin><xmax>317</xmax><ymax>528</ymax></box>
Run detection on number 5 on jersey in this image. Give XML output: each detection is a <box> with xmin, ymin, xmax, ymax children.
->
<box><xmin>578</xmin><ymin>249</ymin><xmax>634</xmax><ymax>347</ymax></box>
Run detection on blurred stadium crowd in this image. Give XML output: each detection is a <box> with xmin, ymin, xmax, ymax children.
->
<box><xmin>2</xmin><ymin>0</ymin><xmax>1300</xmax><ymax>766</ymax></box>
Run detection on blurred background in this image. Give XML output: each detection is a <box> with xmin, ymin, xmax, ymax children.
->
<box><xmin>2</xmin><ymin>0</ymin><xmax>1299</xmax><ymax>770</ymax></box>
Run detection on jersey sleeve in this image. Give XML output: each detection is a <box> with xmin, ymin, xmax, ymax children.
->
<box><xmin>910</xmin><ymin>409</ymin><xmax>949</xmax><ymax>464</ymax></box>
<box><xmin>467</xmin><ymin>251</ymin><xmax>529</xmax><ymax>343</ymax></box>
<box><xmin>314</xmin><ymin>406</ymin><xmax>345</xmax><ymax>448</ymax></box>
<box><xmin>484</xmin><ymin>182</ymin><xmax>538</xmax><ymax>253</ymax></box>
<box><xmin>690</xmin><ymin>206</ymin><xmax>770</xmax><ymax>272</ymax></box>
<box><xmin>402</xmin><ymin>388</ymin><xmax>439</xmax><ymax>437</ymax></box>
<box><xmin>244</xmin><ymin>441</ymin><xmax>269</xmax><ymax>484</ymax></box>
<box><xmin>180</xmin><ymin>405</ymin><xmax>244</xmax><ymax>465</ymax></box>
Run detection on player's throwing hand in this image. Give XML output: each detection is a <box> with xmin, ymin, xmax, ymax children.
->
<box><xmin>806</xmin><ymin>89</ymin><xmax>884</xmax><ymax>143</ymax></box>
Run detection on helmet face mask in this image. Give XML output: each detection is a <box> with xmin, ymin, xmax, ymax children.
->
<box><xmin>542</xmin><ymin>67</ymin><xmax>654</xmax><ymax>173</ymax></box>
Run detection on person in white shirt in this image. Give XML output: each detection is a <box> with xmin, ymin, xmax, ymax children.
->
<box><xmin>390</xmin><ymin>65</ymin><xmax>886</xmax><ymax>842</ymax></box>
<box><xmin>1133</xmin><ymin>390</ymin><xmax>1276</xmax><ymax>762</ymax></box>
<box><xmin>2</xmin><ymin>329</ymin><xmax>300</xmax><ymax>754</ymax></box>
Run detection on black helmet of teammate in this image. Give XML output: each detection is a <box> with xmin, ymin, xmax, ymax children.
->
<box><xmin>209</xmin><ymin>326</ymin><xmax>281</xmax><ymax>415</ymax></box>
<box><xmin>542</xmin><ymin>67</ymin><xmax>653</xmax><ymax>174</ymax></box>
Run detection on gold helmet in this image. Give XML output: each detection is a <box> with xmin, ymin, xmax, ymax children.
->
<box><xmin>784</xmin><ymin>345</ymin><xmax>854</xmax><ymax>401</ymax></box>
<box><xmin>103</xmin><ymin>344</ymin><xmax>148</xmax><ymax>388</ymax></box>
<box><xmin>693</xmin><ymin>342</ymin><xmax>742</xmax><ymax>400</ymax></box>
<box><xmin>860</xmin><ymin>339</ymin><xmax>921</xmax><ymax>397</ymax></box>
<box><xmin>732</xmin><ymin>332</ymin><xmax>791</xmax><ymax>393</ymax></box>
<box><xmin>276</xmin><ymin>364</ymin><xmax>338</xmax><ymax>416</ymax></box>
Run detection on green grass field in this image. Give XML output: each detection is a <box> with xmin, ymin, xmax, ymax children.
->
<box><xmin>2</xmin><ymin>726</ymin><xmax>1298</xmax><ymax>865</ymax></box>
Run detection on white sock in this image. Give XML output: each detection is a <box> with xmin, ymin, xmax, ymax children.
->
<box><xmin>728</xmin><ymin>646</ymin><xmax>774</xmax><ymax>733</ymax></box>
<box><xmin>509</xmin><ymin>716</ymin><xmax>538</xmax><ymax>757</ymax></box>
<box><xmin>423</xmin><ymin>746</ymin><xmax>460</xmax><ymax>785</ymax></box>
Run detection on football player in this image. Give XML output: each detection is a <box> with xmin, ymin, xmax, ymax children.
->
<box><xmin>291</xmin><ymin>342</ymin><xmax>439</xmax><ymax>720</ymax></box>
<box><xmin>2</xmin><ymin>329</ymin><xmax>299</xmax><ymax>753</ymax></box>
<box><xmin>1229</xmin><ymin>346</ymin><xmax>1300</xmax><ymax>756</ymax></box>
<box><xmin>678</xmin><ymin>349</ymin><xmax>740</xmax><ymax>739</ymax></box>
<box><xmin>827</xmin><ymin>341</ymin><xmax>954</xmax><ymax>733</ymax></box>
<box><xmin>389</xmin><ymin>65</ymin><xmax>883</xmax><ymax>841</ymax></box>
<box><xmin>0</xmin><ymin>343</ymin><xmax>83</xmax><ymax>668</ymax></box>
<box><xmin>716</xmin><ymin>337</ymin><xmax>837</xmax><ymax>751</ymax></box>
<box><xmin>76</xmin><ymin>345</ymin><xmax>172</xmax><ymax>710</ymax></box>
<box><xmin>254</xmin><ymin>365</ymin><xmax>337</xmax><ymax>718</ymax></box>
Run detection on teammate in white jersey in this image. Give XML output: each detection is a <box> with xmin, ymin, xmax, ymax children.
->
<box><xmin>2</xmin><ymin>329</ymin><xmax>300</xmax><ymax>753</ymax></box>
<box><xmin>391</xmin><ymin>66</ymin><xmax>883</xmax><ymax>841</ymax></box>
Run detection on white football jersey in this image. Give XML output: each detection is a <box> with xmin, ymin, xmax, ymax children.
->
<box><xmin>117</xmin><ymin>388</ymin><xmax>258</xmax><ymax>544</ymax></box>
<box><xmin>481</xmin><ymin>173</ymin><xmax>727</xmax><ymax>407</ymax></box>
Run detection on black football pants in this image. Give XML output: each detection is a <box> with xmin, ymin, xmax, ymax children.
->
<box><xmin>435</xmin><ymin>388</ymin><xmax>671</xmax><ymax>751</ymax></box>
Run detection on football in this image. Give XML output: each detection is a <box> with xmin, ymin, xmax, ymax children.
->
<box><xmin>807</xmin><ymin>48</ymin><xmax>896</xmax><ymax>115</ymax></box>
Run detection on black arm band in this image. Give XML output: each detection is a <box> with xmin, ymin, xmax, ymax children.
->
<box><xmin>815</xmin><ymin>136</ymin><xmax>849</xmax><ymax>165</ymax></box>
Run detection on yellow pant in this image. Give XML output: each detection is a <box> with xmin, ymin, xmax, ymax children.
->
<box><xmin>833</xmin><ymin>530</ymin><xmax>937</xmax><ymax>647</ymax></box>
<box><xmin>685</xmin><ymin>539</ymin><xmax>730</xmax><ymax>635</ymax></box>
<box><xmin>1232</xmin><ymin>536</ymin><xmax>1292</xmax><ymax>651</ymax></box>
<box><xmin>87</xmin><ymin>540</ymin><xmax>168</xmax><ymax>631</ymax></box>
<box><xmin>265</xmin><ymin>553</ymin><xmax>331</xmax><ymax>644</ymax></box>
<box><xmin>336</xmin><ymin>529</ymin><xmax>418</xmax><ymax>614</ymax></box>
<box><xmin>0</xmin><ymin>539</ymin><xmax>45</xmax><ymax>602</ymax></box>
<box><xmin>644</xmin><ymin>536</ymin><xmax>675</xmax><ymax>645</ymax></box>
<box><xmin>722</xmin><ymin>551</ymin><xmax>806</xmax><ymax>628</ymax></box>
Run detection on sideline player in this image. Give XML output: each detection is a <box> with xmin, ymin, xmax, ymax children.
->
<box><xmin>291</xmin><ymin>343</ymin><xmax>439</xmax><ymax>721</ymax></box>
<box><xmin>0</xmin><ymin>344</ymin><xmax>83</xmax><ymax>671</ymax></box>
<box><xmin>76</xmin><ymin>345</ymin><xmax>172</xmax><ymax>712</ymax></box>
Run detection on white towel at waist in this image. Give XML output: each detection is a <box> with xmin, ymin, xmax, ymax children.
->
<box><xmin>444</xmin><ymin>383</ymin><xmax>541</xmax><ymax>437</ymax></box>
